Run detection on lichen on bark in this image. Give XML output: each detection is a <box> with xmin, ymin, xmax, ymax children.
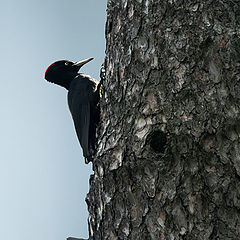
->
<box><xmin>87</xmin><ymin>0</ymin><xmax>240</xmax><ymax>239</ymax></box>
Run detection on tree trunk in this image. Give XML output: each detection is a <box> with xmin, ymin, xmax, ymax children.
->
<box><xmin>87</xmin><ymin>0</ymin><xmax>240</xmax><ymax>239</ymax></box>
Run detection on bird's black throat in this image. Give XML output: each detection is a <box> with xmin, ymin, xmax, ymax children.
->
<box><xmin>47</xmin><ymin>71</ymin><xmax>78</xmax><ymax>90</ymax></box>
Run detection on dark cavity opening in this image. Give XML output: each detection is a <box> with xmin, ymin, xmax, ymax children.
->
<box><xmin>148</xmin><ymin>130</ymin><xmax>167</xmax><ymax>153</ymax></box>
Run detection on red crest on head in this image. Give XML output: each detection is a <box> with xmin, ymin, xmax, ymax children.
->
<box><xmin>45</xmin><ymin>62</ymin><xmax>56</xmax><ymax>77</ymax></box>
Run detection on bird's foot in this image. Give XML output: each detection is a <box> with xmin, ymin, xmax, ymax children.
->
<box><xmin>100</xmin><ymin>64</ymin><xmax>105</xmax><ymax>84</ymax></box>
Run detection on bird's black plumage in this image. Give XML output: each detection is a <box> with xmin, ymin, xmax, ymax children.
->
<box><xmin>45</xmin><ymin>58</ymin><xmax>101</xmax><ymax>163</ymax></box>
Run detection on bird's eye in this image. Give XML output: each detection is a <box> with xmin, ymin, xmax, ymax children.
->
<box><xmin>65</xmin><ymin>62</ymin><xmax>69</xmax><ymax>66</ymax></box>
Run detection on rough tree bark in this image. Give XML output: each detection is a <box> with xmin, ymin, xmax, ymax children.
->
<box><xmin>86</xmin><ymin>0</ymin><xmax>240</xmax><ymax>239</ymax></box>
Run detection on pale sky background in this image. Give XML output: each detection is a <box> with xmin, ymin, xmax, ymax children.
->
<box><xmin>0</xmin><ymin>1</ymin><xmax>106</xmax><ymax>240</ymax></box>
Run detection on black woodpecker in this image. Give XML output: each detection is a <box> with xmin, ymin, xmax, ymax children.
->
<box><xmin>45</xmin><ymin>58</ymin><xmax>101</xmax><ymax>163</ymax></box>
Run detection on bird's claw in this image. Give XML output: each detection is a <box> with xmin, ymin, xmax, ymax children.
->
<box><xmin>100</xmin><ymin>65</ymin><xmax>106</xmax><ymax>82</ymax></box>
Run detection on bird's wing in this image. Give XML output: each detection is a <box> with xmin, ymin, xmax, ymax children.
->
<box><xmin>71</xmin><ymin>101</ymin><xmax>90</xmax><ymax>158</ymax></box>
<box><xmin>67</xmin><ymin>75</ymin><xmax>98</xmax><ymax>162</ymax></box>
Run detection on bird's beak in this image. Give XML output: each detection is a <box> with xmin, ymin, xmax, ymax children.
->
<box><xmin>73</xmin><ymin>58</ymin><xmax>94</xmax><ymax>68</ymax></box>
